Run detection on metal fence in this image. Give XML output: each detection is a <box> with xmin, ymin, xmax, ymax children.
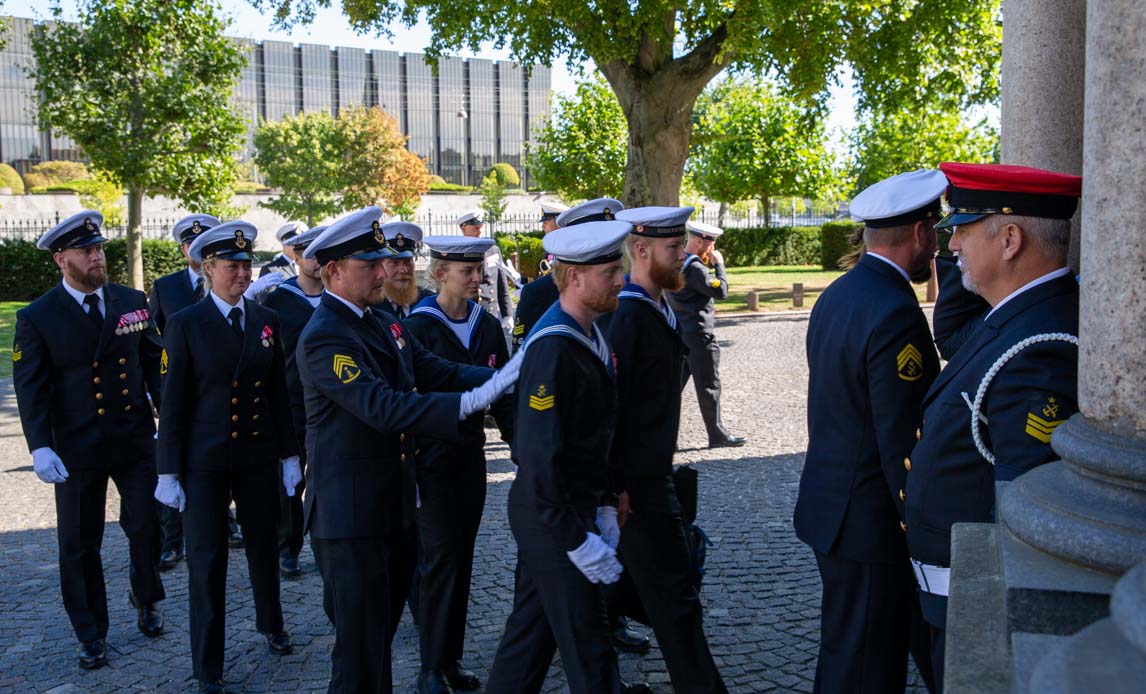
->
<box><xmin>0</xmin><ymin>202</ymin><xmax>845</xmax><ymax>241</ymax></box>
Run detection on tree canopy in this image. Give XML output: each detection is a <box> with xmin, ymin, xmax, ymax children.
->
<box><xmin>31</xmin><ymin>0</ymin><xmax>246</xmax><ymax>288</ymax></box>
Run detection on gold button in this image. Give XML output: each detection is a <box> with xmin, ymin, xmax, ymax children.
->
<box><xmin>252</xmin><ymin>415</ymin><xmax>260</xmax><ymax>421</ymax></box>
<box><xmin>231</xmin><ymin>432</ymin><xmax>238</xmax><ymax>439</ymax></box>
<box><xmin>252</xmin><ymin>431</ymin><xmax>260</xmax><ymax>437</ymax></box>
<box><xmin>95</xmin><ymin>393</ymin><xmax>103</xmax><ymax>400</ymax></box>
<box><xmin>400</xmin><ymin>453</ymin><xmax>406</xmax><ymax>462</ymax></box>
<box><xmin>899</xmin><ymin>489</ymin><xmax>906</xmax><ymax>502</ymax></box>
<box><xmin>92</xmin><ymin>361</ymin><xmax>99</xmax><ymax>368</ymax></box>
<box><xmin>97</xmin><ymin>408</ymin><xmax>106</xmax><ymax>415</ymax></box>
<box><xmin>93</xmin><ymin>377</ymin><xmax>101</xmax><ymax>384</ymax></box>
<box><xmin>413</xmin><ymin>387</ymin><xmax>419</xmax><ymax>393</ymax></box>
<box><xmin>916</xmin><ymin>428</ymin><xmax>921</xmax><ymax>441</ymax></box>
<box><xmin>400</xmin><ymin>434</ymin><xmax>406</xmax><ymax>443</ymax></box>
<box><xmin>119</xmin><ymin>373</ymin><xmax>127</xmax><ymax>380</ymax></box>
<box><xmin>231</xmin><ymin>397</ymin><xmax>238</xmax><ymax>405</ymax></box>
<box><xmin>904</xmin><ymin>457</ymin><xmax>911</xmax><ymax>471</ymax></box>
<box><xmin>900</xmin><ymin>521</ymin><xmax>908</xmax><ymax>533</ymax></box>
<box><xmin>124</xmin><ymin>405</ymin><xmax>132</xmax><ymax>412</ymax></box>
<box><xmin>253</xmin><ymin>397</ymin><xmax>260</xmax><ymax>404</ymax></box>
<box><xmin>232</xmin><ymin>380</ymin><xmax>239</xmax><ymax>388</ymax></box>
<box><xmin>122</xmin><ymin>389</ymin><xmax>129</xmax><ymax>396</ymax></box>
<box><xmin>254</xmin><ymin>381</ymin><xmax>262</xmax><ymax>388</ymax></box>
<box><xmin>118</xmin><ymin>358</ymin><xmax>126</xmax><ymax>365</ymax></box>
<box><xmin>231</xmin><ymin>415</ymin><xmax>239</xmax><ymax>422</ymax></box>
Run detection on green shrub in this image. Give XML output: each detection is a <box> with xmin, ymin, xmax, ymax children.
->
<box><xmin>22</xmin><ymin>172</ymin><xmax>50</xmax><ymax>190</ymax></box>
<box><xmin>820</xmin><ymin>221</ymin><xmax>861</xmax><ymax>270</ymax></box>
<box><xmin>428</xmin><ymin>180</ymin><xmax>473</xmax><ymax>193</ymax></box>
<box><xmin>234</xmin><ymin>181</ymin><xmax>270</xmax><ymax>194</ymax></box>
<box><xmin>103</xmin><ymin>238</ymin><xmax>188</xmax><ymax>293</ymax></box>
<box><xmin>717</xmin><ymin>226</ymin><xmax>822</xmax><ymax>267</ymax></box>
<box><xmin>0</xmin><ymin>238</ymin><xmax>190</xmax><ymax>301</ymax></box>
<box><xmin>31</xmin><ymin>180</ymin><xmax>109</xmax><ymax>195</ymax></box>
<box><xmin>30</xmin><ymin>161</ymin><xmax>90</xmax><ymax>185</ymax></box>
<box><xmin>488</xmin><ymin>162</ymin><xmax>521</xmax><ymax>187</ymax></box>
<box><xmin>494</xmin><ymin>231</ymin><xmax>546</xmax><ymax>281</ymax></box>
<box><xmin>0</xmin><ymin>163</ymin><xmax>25</xmax><ymax>194</ymax></box>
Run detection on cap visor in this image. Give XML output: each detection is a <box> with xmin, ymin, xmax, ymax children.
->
<box><xmin>349</xmin><ymin>248</ymin><xmax>395</xmax><ymax>261</ymax></box>
<box><xmin>72</xmin><ymin>234</ymin><xmax>108</xmax><ymax>249</ymax></box>
<box><xmin>388</xmin><ymin>250</ymin><xmax>416</xmax><ymax>259</ymax></box>
<box><xmin>216</xmin><ymin>251</ymin><xmax>254</xmax><ymax>261</ymax></box>
<box><xmin>936</xmin><ymin>212</ymin><xmax>990</xmax><ymax>230</ymax></box>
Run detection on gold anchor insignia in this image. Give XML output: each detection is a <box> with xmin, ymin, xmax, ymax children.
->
<box><xmin>234</xmin><ymin>229</ymin><xmax>247</xmax><ymax>249</ymax></box>
<box><xmin>372</xmin><ymin>220</ymin><xmax>384</xmax><ymax>244</ymax></box>
<box><xmin>897</xmin><ymin>344</ymin><xmax>923</xmax><ymax>381</ymax></box>
<box><xmin>332</xmin><ymin>354</ymin><xmax>361</xmax><ymax>384</ymax></box>
<box><xmin>1042</xmin><ymin>396</ymin><xmax>1060</xmax><ymax>419</ymax></box>
<box><xmin>528</xmin><ymin>384</ymin><xmax>555</xmax><ymax>411</ymax></box>
<box><xmin>396</xmin><ymin>233</ymin><xmax>405</xmax><ymax>247</ymax></box>
<box><xmin>192</xmin><ymin>220</ymin><xmax>202</xmax><ymax>234</ymax></box>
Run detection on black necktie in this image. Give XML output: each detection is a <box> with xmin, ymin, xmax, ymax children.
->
<box><xmin>83</xmin><ymin>294</ymin><xmax>103</xmax><ymax>333</ymax></box>
<box><xmin>194</xmin><ymin>276</ymin><xmax>204</xmax><ymax>300</ymax></box>
<box><xmin>228</xmin><ymin>307</ymin><xmax>243</xmax><ymax>340</ymax></box>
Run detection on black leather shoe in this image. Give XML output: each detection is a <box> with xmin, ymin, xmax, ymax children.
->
<box><xmin>444</xmin><ymin>661</ymin><xmax>480</xmax><ymax>690</ymax></box>
<box><xmin>621</xmin><ymin>680</ymin><xmax>653</xmax><ymax>694</ymax></box>
<box><xmin>158</xmin><ymin>548</ymin><xmax>183</xmax><ymax>571</ymax></box>
<box><xmin>709</xmin><ymin>435</ymin><xmax>747</xmax><ymax>448</ymax></box>
<box><xmin>129</xmin><ymin>590</ymin><xmax>164</xmax><ymax>637</ymax></box>
<box><xmin>612</xmin><ymin>621</ymin><xmax>651</xmax><ymax>654</ymax></box>
<box><xmin>417</xmin><ymin>669</ymin><xmax>454</xmax><ymax>694</ymax></box>
<box><xmin>77</xmin><ymin>638</ymin><xmax>107</xmax><ymax>669</ymax></box>
<box><xmin>279</xmin><ymin>555</ymin><xmax>302</xmax><ymax>579</ymax></box>
<box><xmin>265</xmin><ymin>630</ymin><xmax>293</xmax><ymax>655</ymax></box>
<box><xmin>198</xmin><ymin>679</ymin><xmax>226</xmax><ymax>694</ymax></box>
<box><xmin>227</xmin><ymin>530</ymin><xmax>244</xmax><ymax>548</ymax></box>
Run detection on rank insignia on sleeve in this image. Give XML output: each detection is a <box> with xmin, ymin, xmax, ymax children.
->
<box><xmin>897</xmin><ymin>344</ymin><xmax>923</xmax><ymax>381</ymax></box>
<box><xmin>11</xmin><ymin>344</ymin><xmax>21</xmax><ymax>362</ymax></box>
<box><xmin>1025</xmin><ymin>396</ymin><xmax>1066</xmax><ymax>443</ymax></box>
<box><xmin>513</xmin><ymin>321</ymin><xmax>524</xmax><ymax>336</ymax></box>
<box><xmin>160</xmin><ymin>349</ymin><xmax>168</xmax><ymax>374</ymax></box>
<box><xmin>528</xmin><ymin>384</ymin><xmax>555</xmax><ymax>411</ymax></box>
<box><xmin>333</xmin><ymin>354</ymin><xmax>361</xmax><ymax>384</ymax></box>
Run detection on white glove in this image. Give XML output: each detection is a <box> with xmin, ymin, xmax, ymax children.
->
<box><xmin>243</xmin><ymin>272</ymin><xmax>285</xmax><ymax>301</ymax></box>
<box><xmin>500</xmin><ymin>315</ymin><xmax>515</xmax><ymax>334</ymax></box>
<box><xmin>458</xmin><ymin>349</ymin><xmax>525</xmax><ymax>419</ymax></box>
<box><xmin>31</xmin><ymin>447</ymin><xmax>69</xmax><ymax>484</ymax></box>
<box><xmin>710</xmin><ymin>249</ymin><xmax>724</xmax><ymax>266</ymax></box>
<box><xmin>154</xmin><ymin>473</ymin><xmax>186</xmax><ymax>512</ymax></box>
<box><xmin>596</xmin><ymin>506</ymin><xmax>620</xmax><ymax>550</ymax></box>
<box><xmin>281</xmin><ymin>456</ymin><xmax>302</xmax><ymax>497</ymax></box>
<box><xmin>566</xmin><ymin>532</ymin><xmax>623</xmax><ymax>584</ymax></box>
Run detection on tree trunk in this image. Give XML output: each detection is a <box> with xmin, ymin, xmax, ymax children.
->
<box><xmin>127</xmin><ymin>187</ymin><xmax>144</xmax><ymax>290</ymax></box>
<box><xmin>717</xmin><ymin>201</ymin><xmax>728</xmax><ymax>228</ymax></box>
<box><xmin>761</xmin><ymin>194</ymin><xmax>771</xmax><ymax>228</ymax></box>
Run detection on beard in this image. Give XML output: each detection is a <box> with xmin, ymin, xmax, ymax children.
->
<box><xmin>907</xmin><ymin>253</ymin><xmax>934</xmax><ymax>284</ymax></box>
<box><xmin>956</xmin><ymin>256</ymin><xmax>980</xmax><ymax>295</ymax></box>
<box><xmin>584</xmin><ymin>288</ymin><xmax>620</xmax><ymax>314</ymax></box>
<box><xmin>65</xmin><ymin>257</ymin><xmax>108</xmax><ymax>291</ymax></box>
<box><xmin>649</xmin><ymin>256</ymin><xmax>685</xmax><ymax>291</ymax></box>
<box><xmin>383</xmin><ymin>278</ymin><xmax>420</xmax><ymax>306</ymax></box>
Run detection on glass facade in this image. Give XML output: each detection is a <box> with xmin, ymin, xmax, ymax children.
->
<box><xmin>0</xmin><ymin>14</ymin><xmax>551</xmax><ymax>184</ymax></box>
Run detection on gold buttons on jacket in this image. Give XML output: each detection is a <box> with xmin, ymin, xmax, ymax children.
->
<box><xmin>252</xmin><ymin>431</ymin><xmax>260</xmax><ymax>437</ymax></box>
<box><xmin>916</xmin><ymin>428</ymin><xmax>921</xmax><ymax>441</ymax></box>
<box><xmin>254</xmin><ymin>381</ymin><xmax>262</xmax><ymax>388</ymax></box>
<box><xmin>253</xmin><ymin>397</ymin><xmax>260</xmax><ymax>404</ymax></box>
<box><xmin>232</xmin><ymin>415</ymin><xmax>239</xmax><ymax>422</ymax></box>
<box><xmin>252</xmin><ymin>415</ymin><xmax>260</xmax><ymax>421</ymax></box>
<box><xmin>400</xmin><ymin>434</ymin><xmax>406</xmax><ymax>443</ymax></box>
<box><xmin>122</xmin><ymin>389</ymin><xmax>129</xmax><ymax>396</ymax></box>
<box><xmin>95</xmin><ymin>393</ymin><xmax>103</xmax><ymax>400</ymax></box>
<box><xmin>93</xmin><ymin>377</ymin><xmax>101</xmax><ymax>384</ymax></box>
<box><xmin>899</xmin><ymin>489</ymin><xmax>906</xmax><ymax>502</ymax></box>
<box><xmin>400</xmin><ymin>453</ymin><xmax>406</xmax><ymax>462</ymax></box>
<box><xmin>118</xmin><ymin>358</ymin><xmax>126</xmax><ymax>365</ymax></box>
<box><xmin>904</xmin><ymin>457</ymin><xmax>911</xmax><ymax>471</ymax></box>
<box><xmin>124</xmin><ymin>405</ymin><xmax>132</xmax><ymax>412</ymax></box>
<box><xmin>119</xmin><ymin>373</ymin><xmax>127</xmax><ymax>380</ymax></box>
<box><xmin>231</xmin><ymin>432</ymin><xmax>238</xmax><ymax>439</ymax></box>
<box><xmin>92</xmin><ymin>361</ymin><xmax>99</xmax><ymax>368</ymax></box>
<box><xmin>231</xmin><ymin>397</ymin><xmax>239</xmax><ymax>405</ymax></box>
<box><xmin>232</xmin><ymin>380</ymin><xmax>239</xmax><ymax>388</ymax></box>
<box><xmin>900</xmin><ymin>521</ymin><xmax>907</xmax><ymax>533</ymax></box>
<box><xmin>97</xmin><ymin>408</ymin><xmax>106</xmax><ymax>415</ymax></box>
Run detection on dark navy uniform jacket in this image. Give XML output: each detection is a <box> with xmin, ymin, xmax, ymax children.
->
<box><xmin>512</xmin><ymin>273</ymin><xmax>557</xmax><ymax>352</ymax></box>
<box><xmin>602</xmin><ymin>282</ymin><xmax>687</xmax><ymax>491</ymax></box>
<box><xmin>297</xmin><ymin>293</ymin><xmax>491</xmax><ymax>540</ymax></box>
<box><xmin>512</xmin><ymin>303</ymin><xmax>617</xmax><ymax>552</ymax></box>
<box><xmin>376</xmin><ymin>286</ymin><xmax>436</xmax><ymax>320</ymax></box>
<box><xmin>261</xmin><ymin>278</ymin><xmax>320</xmax><ymax>451</ymax></box>
<box><xmin>148</xmin><ymin>267</ymin><xmax>199</xmax><ymax>334</ymax></box>
<box><xmin>931</xmin><ymin>255</ymin><xmax>990</xmax><ymax>360</ymax></box>
<box><xmin>906</xmin><ymin>272</ymin><xmax>1079</xmax><ymax>567</ymax></box>
<box><xmin>794</xmin><ymin>254</ymin><xmax>940</xmax><ymax>563</ymax></box>
<box><xmin>156</xmin><ymin>297</ymin><xmax>297</xmax><ymax>475</ymax></box>
<box><xmin>666</xmin><ymin>254</ymin><xmax>728</xmax><ymax>336</ymax></box>
<box><xmin>13</xmin><ymin>283</ymin><xmax>163</xmax><ymax>469</ymax></box>
<box><xmin>403</xmin><ymin>296</ymin><xmax>514</xmax><ymax>459</ymax></box>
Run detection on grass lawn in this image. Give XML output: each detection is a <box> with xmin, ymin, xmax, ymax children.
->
<box><xmin>0</xmin><ymin>301</ymin><xmax>23</xmax><ymax>378</ymax></box>
<box><xmin>716</xmin><ymin>265</ymin><xmax>929</xmax><ymax>313</ymax></box>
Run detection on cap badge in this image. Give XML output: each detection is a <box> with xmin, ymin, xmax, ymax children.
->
<box><xmin>395</xmin><ymin>233</ymin><xmax>405</xmax><ymax>248</ymax></box>
<box><xmin>192</xmin><ymin>220</ymin><xmax>202</xmax><ymax>234</ymax></box>
<box><xmin>84</xmin><ymin>218</ymin><xmax>94</xmax><ymax>231</ymax></box>
<box><xmin>234</xmin><ymin>229</ymin><xmax>247</xmax><ymax>249</ymax></box>
<box><xmin>372</xmin><ymin>220</ymin><xmax>384</xmax><ymax>244</ymax></box>
<box><xmin>603</xmin><ymin>207</ymin><xmax>613</xmax><ymax>220</ymax></box>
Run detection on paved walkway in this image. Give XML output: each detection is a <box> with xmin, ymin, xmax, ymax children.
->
<box><xmin>0</xmin><ymin>313</ymin><xmax>926</xmax><ymax>692</ymax></box>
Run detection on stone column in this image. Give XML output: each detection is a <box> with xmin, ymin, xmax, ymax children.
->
<box><xmin>1000</xmin><ymin>0</ymin><xmax>1087</xmax><ymax>270</ymax></box>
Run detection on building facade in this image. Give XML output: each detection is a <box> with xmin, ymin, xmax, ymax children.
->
<box><xmin>0</xmin><ymin>16</ymin><xmax>551</xmax><ymax>187</ymax></box>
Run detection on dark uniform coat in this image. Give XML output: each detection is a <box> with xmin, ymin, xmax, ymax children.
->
<box><xmin>931</xmin><ymin>255</ymin><xmax>990</xmax><ymax>361</ymax></box>
<box><xmin>149</xmin><ymin>267</ymin><xmax>201</xmax><ymax>335</ymax></box>
<box><xmin>12</xmin><ymin>282</ymin><xmax>166</xmax><ymax>643</ymax></box>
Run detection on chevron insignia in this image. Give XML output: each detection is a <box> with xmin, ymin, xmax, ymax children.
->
<box><xmin>1026</xmin><ymin>397</ymin><xmax>1066</xmax><ymax>443</ymax></box>
<box><xmin>160</xmin><ymin>349</ymin><xmax>168</xmax><ymax>374</ymax></box>
<box><xmin>528</xmin><ymin>384</ymin><xmax>555</xmax><ymax>411</ymax></box>
<box><xmin>897</xmin><ymin>344</ymin><xmax>923</xmax><ymax>381</ymax></box>
<box><xmin>332</xmin><ymin>354</ymin><xmax>361</xmax><ymax>384</ymax></box>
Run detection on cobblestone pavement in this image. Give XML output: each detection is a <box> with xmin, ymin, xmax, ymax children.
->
<box><xmin>0</xmin><ymin>312</ymin><xmax>928</xmax><ymax>693</ymax></box>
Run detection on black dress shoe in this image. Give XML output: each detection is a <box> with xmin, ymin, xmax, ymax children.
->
<box><xmin>129</xmin><ymin>590</ymin><xmax>164</xmax><ymax>637</ymax></box>
<box><xmin>621</xmin><ymin>680</ymin><xmax>653</xmax><ymax>694</ymax></box>
<box><xmin>611</xmin><ymin>621</ymin><xmax>651</xmax><ymax>654</ymax></box>
<box><xmin>265</xmin><ymin>630</ymin><xmax>293</xmax><ymax>655</ymax></box>
<box><xmin>279</xmin><ymin>555</ymin><xmax>302</xmax><ymax>579</ymax></box>
<box><xmin>158</xmin><ymin>548</ymin><xmax>183</xmax><ymax>571</ymax></box>
<box><xmin>227</xmin><ymin>530</ymin><xmax>244</xmax><ymax>548</ymax></box>
<box><xmin>198</xmin><ymin>679</ymin><xmax>226</xmax><ymax>694</ymax></box>
<box><xmin>443</xmin><ymin>661</ymin><xmax>480</xmax><ymax>690</ymax></box>
<box><xmin>709</xmin><ymin>434</ymin><xmax>747</xmax><ymax>448</ymax></box>
<box><xmin>416</xmin><ymin>669</ymin><xmax>454</xmax><ymax>694</ymax></box>
<box><xmin>78</xmin><ymin>638</ymin><xmax>107</xmax><ymax>669</ymax></box>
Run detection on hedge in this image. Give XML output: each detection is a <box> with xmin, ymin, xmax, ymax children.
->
<box><xmin>0</xmin><ymin>163</ymin><xmax>24</xmax><ymax>194</ymax></box>
<box><xmin>820</xmin><ymin>221</ymin><xmax>862</xmax><ymax>270</ymax></box>
<box><xmin>0</xmin><ymin>238</ymin><xmax>189</xmax><ymax>301</ymax></box>
<box><xmin>716</xmin><ymin>226</ymin><xmax>822</xmax><ymax>267</ymax></box>
<box><xmin>494</xmin><ymin>231</ymin><xmax>546</xmax><ymax>281</ymax></box>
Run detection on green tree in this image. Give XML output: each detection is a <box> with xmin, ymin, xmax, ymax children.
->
<box><xmin>254</xmin><ymin>110</ymin><xmax>344</xmax><ymax>227</ymax></box>
<box><xmin>30</xmin><ymin>0</ymin><xmax>246</xmax><ymax>289</ymax></box>
<box><xmin>258</xmin><ymin>0</ymin><xmax>1000</xmax><ymax>206</ymax></box>
<box><xmin>79</xmin><ymin>170</ymin><xmax>126</xmax><ymax>226</ymax></box>
<box><xmin>849</xmin><ymin>107</ymin><xmax>999</xmax><ymax>192</ymax></box>
<box><xmin>0</xmin><ymin>163</ymin><xmax>24</xmax><ymax>193</ymax></box>
<box><xmin>487</xmin><ymin>162</ymin><xmax>520</xmax><ymax>188</ymax></box>
<box><xmin>689</xmin><ymin>78</ymin><xmax>839</xmax><ymax>226</ymax></box>
<box><xmin>527</xmin><ymin>76</ymin><xmax>627</xmax><ymax>201</ymax></box>
<box><xmin>336</xmin><ymin>106</ymin><xmax>431</xmax><ymax>216</ymax></box>
<box><xmin>478</xmin><ymin>172</ymin><xmax>508</xmax><ymax>226</ymax></box>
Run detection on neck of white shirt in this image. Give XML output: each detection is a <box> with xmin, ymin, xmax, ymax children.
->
<box><xmin>865</xmin><ymin>252</ymin><xmax>911</xmax><ymax>284</ymax></box>
<box><xmin>985</xmin><ymin>267</ymin><xmax>1073</xmax><ymax>320</ymax></box>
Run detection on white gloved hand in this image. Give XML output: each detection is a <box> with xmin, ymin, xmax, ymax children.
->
<box><xmin>500</xmin><ymin>315</ymin><xmax>515</xmax><ymax>335</ymax></box>
<box><xmin>566</xmin><ymin>532</ymin><xmax>623</xmax><ymax>584</ymax></box>
<box><xmin>281</xmin><ymin>456</ymin><xmax>302</xmax><ymax>497</ymax></box>
<box><xmin>154</xmin><ymin>473</ymin><xmax>186</xmax><ymax>511</ymax></box>
<box><xmin>243</xmin><ymin>272</ymin><xmax>285</xmax><ymax>301</ymax></box>
<box><xmin>458</xmin><ymin>349</ymin><xmax>526</xmax><ymax>419</ymax></box>
<box><xmin>31</xmin><ymin>447</ymin><xmax>69</xmax><ymax>484</ymax></box>
<box><xmin>596</xmin><ymin>506</ymin><xmax>620</xmax><ymax>550</ymax></box>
